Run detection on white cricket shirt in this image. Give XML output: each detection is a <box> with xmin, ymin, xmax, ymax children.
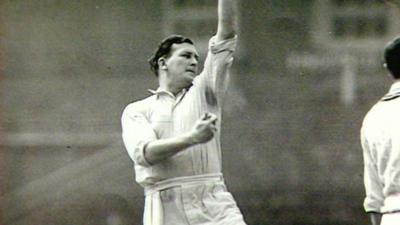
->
<box><xmin>121</xmin><ymin>36</ymin><xmax>237</xmax><ymax>187</ymax></box>
<box><xmin>361</xmin><ymin>81</ymin><xmax>400</xmax><ymax>213</ymax></box>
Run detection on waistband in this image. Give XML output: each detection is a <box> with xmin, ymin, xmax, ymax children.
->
<box><xmin>144</xmin><ymin>173</ymin><xmax>224</xmax><ymax>196</ymax></box>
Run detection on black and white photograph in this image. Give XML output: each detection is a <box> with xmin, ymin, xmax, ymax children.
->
<box><xmin>1</xmin><ymin>0</ymin><xmax>400</xmax><ymax>225</ymax></box>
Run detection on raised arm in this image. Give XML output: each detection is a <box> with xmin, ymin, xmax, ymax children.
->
<box><xmin>216</xmin><ymin>0</ymin><xmax>237</xmax><ymax>42</ymax></box>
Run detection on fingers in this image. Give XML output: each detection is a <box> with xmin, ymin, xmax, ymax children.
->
<box><xmin>200</xmin><ymin>112</ymin><xmax>218</xmax><ymax>132</ymax></box>
<box><xmin>207</xmin><ymin>119</ymin><xmax>218</xmax><ymax>134</ymax></box>
<box><xmin>202</xmin><ymin>112</ymin><xmax>217</xmax><ymax>122</ymax></box>
<box><xmin>191</xmin><ymin>113</ymin><xmax>219</xmax><ymax>144</ymax></box>
<box><xmin>209</xmin><ymin>124</ymin><xmax>217</xmax><ymax>133</ymax></box>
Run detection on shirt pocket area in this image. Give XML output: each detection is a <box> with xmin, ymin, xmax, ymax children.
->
<box><xmin>150</xmin><ymin>114</ymin><xmax>172</xmax><ymax>138</ymax></box>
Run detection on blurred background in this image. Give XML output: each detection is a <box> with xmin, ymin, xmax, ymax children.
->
<box><xmin>1</xmin><ymin>0</ymin><xmax>399</xmax><ymax>224</ymax></box>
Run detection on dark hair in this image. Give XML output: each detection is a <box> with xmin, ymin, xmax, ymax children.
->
<box><xmin>384</xmin><ymin>37</ymin><xmax>400</xmax><ymax>79</ymax></box>
<box><xmin>148</xmin><ymin>35</ymin><xmax>194</xmax><ymax>76</ymax></box>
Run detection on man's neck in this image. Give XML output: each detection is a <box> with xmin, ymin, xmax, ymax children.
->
<box><xmin>158</xmin><ymin>74</ymin><xmax>185</xmax><ymax>96</ymax></box>
<box><xmin>158</xmin><ymin>83</ymin><xmax>182</xmax><ymax>96</ymax></box>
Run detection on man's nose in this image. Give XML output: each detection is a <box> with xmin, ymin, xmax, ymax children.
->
<box><xmin>190</xmin><ymin>57</ymin><xmax>198</xmax><ymax>66</ymax></box>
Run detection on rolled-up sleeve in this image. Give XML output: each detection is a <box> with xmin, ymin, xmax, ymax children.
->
<box><xmin>194</xmin><ymin>35</ymin><xmax>237</xmax><ymax>107</ymax></box>
<box><xmin>209</xmin><ymin>35</ymin><xmax>237</xmax><ymax>54</ymax></box>
<box><xmin>121</xmin><ymin>105</ymin><xmax>157</xmax><ymax>167</ymax></box>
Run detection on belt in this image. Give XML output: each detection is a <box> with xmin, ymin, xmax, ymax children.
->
<box><xmin>145</xmin><ymin>173</ymin><xmax>224</xmax><ymax>196</ymax></box>
<box><xmin>143</xmin><ymin>173</ymin><xmax>224</xmax><ymax>225</ymax></box>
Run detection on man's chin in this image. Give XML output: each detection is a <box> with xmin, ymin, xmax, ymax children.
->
<box><xmin>182</xmin><ymin>79</ymin><xmax>194</xmax><ymax>89</ymax></box>
<box><xmin>186</xmin><ymin>82</ymin><xmax>194</xmax><ymax>89</ymax></box>
<box><xmin>185</xmin><ymin>75</ymin><xmax>195</xmax><ymax>82</ymax></box>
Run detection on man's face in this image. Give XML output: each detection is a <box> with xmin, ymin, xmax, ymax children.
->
<box><xmin>163</xmin><ymin>43</ymin><xmax>199</xmax><ymax>89</ymax></box>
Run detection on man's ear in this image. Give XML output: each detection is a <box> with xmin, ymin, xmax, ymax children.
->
<box><xmin>158</xmin><ymin>57</ymin><xmax>167</xmax><ymax>70</ymax></box>
<box><xmin>383</xmin><ymin>63</ymin><xmax>394</xmax><ymax>78</ymax></box>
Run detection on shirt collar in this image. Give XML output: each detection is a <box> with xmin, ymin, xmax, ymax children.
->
<box><xmin>148</xmin><ymin>87</ymin><xmax>188</xmax><ymax>99</ymax></box>
<box><xmin>388</xmin><ymin>80</ymin><xmax>400</xmax><ymax>94</ymax></box>
<box><xmin>381</xmin><ymin>80</ymin><xmax>400</xmax><ymax>101</ymax></box>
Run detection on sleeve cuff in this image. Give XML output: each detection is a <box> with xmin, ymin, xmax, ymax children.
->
<box><xmin>209</xmin><ymin>35</ymin><xmax>237</xmax><ymax>54</ymax></box>
<box><xmin>135</xmin><ymin>139</ymin><xmax>153</xmax><ymax>167</ymax></box>
<box><xmin>366</xmin><ymin>210</ymin><xmax>381</xmax><ymax>214</ymax></box>
<box><xmin>364</xmin><ymin>199</ymin><xmax>383</xmax><ymax>213</ymax></box>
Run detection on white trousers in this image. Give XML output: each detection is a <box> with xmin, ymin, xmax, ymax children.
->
<box><xmin>143</xmin><ymin>173</ymin><xmax>247</xmax><ymax>225</ymax></box>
